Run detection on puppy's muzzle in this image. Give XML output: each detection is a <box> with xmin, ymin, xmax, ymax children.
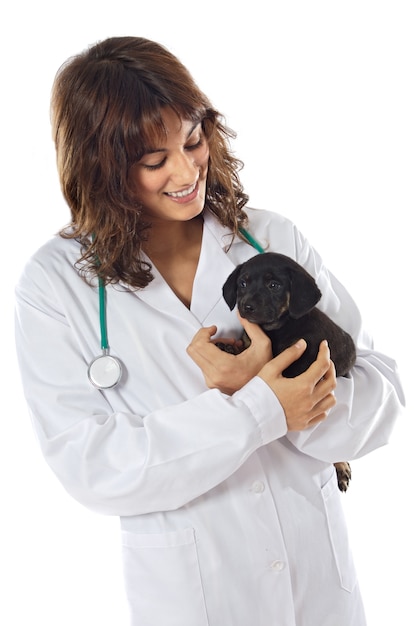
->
<box><xmin>239</xmin><ymin>298</ymin><xmax>270</xmax><ymax>325</ymax></box>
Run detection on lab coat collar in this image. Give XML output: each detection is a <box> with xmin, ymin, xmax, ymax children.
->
<box><xmin>127</xmin><ymin>211</ymin><xmax>238</xmax><ymax>326</ymax></box>
<box><xmin>201</xmin><ymin>209</ymin><xmax>235</xmax><ymax>250</ymax></box>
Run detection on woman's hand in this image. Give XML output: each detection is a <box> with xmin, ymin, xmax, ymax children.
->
<box><xmin>257</xmin><ymin>339</ymin><xmax>337</xmax><ymax>431</ymax></box>
<box><xmin>187</xmin><ymin>317</ymin><xmax>273</xmax><ymax>395</ymax></box>
<box><xmin>188</xmin><ymin>316</ymin><xmax>337</xmax><ymax>431</ymax></box>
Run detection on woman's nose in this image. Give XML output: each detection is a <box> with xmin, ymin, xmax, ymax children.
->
<box><xmin>169</xmin><ymin>150</ymin><xmax>198</xmax><ymax>184</ymax></box>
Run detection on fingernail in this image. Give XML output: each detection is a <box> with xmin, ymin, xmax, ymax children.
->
<box><xmin>295</xmin><ymin>339</ymin><xmax>306</xmax><ymax>348</ymax></box>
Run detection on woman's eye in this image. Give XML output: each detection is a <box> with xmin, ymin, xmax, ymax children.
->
<box><xmin>141</xmin><ymin>157</ymin><xmax>167</xmax><ymax>171</ymax></box>
<box><xmin>185</xmin><ymin>136</ymin><xmax>204</xmax><ymax>151</ymax></box>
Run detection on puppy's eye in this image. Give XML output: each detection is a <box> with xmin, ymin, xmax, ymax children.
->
<box><xmin>239</xmin><ymin>279</ymin><xmax>247</xmax><ymax>288</ymax></box>
<box><xmin>268</xmin><ymin>281</ymin><xmax>282</xmax><ymax>290</ymax></box>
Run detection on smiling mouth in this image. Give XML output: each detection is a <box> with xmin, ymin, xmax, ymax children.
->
<box><xmin>166</xmin><ymin>181</ymin><xmax>198</xmax><ymax>198</ymax></box>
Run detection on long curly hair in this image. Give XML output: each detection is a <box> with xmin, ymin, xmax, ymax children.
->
<box><xmin>51</xmin><ymin>36</ymin><xmax>248</xmax><ymax>288</ymax></box>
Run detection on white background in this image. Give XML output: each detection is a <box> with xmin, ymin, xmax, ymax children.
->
<box><xmin>1</xmin><ymin>1</ymin><xmax>414</xmax><ymax>624</ymax></box>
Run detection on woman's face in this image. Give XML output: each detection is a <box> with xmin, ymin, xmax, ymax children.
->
<box><xmin>130</xmin><ymin>107</ymin><xmax>209</xmax><ymax>224</ymax></box>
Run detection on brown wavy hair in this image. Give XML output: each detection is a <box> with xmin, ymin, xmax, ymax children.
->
<box><xmin>51</xmin><ymin>36</ymin><xmax>248</xmax><ymax>288</ymax></box>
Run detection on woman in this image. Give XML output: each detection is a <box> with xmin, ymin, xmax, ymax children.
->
<box><xmin>15</xmin><ymin>36</ymin><xmax>404</xmax><ymax>625</ymax></box>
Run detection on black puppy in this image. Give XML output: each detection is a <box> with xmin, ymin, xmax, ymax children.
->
<box><xmin>222</xmin><ymin>252</ymin><xmax>356</xmax><ymax>491</ymax></box>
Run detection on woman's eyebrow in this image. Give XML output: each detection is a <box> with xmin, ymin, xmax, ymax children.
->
<box><xmin>143</xmin><ymin>121</ymin><xmax>201</xmax><ymax>155</ymax></box>
<box><xmin>185</xmin><ymin>121</ymin><xmax>202</xmax><ymax>138</ymax></box>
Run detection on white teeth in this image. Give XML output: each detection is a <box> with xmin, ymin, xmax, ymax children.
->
<box><xmin>167</xmin><ymin>182</ymin><xmax>197</xmax><ymax>198</ymax></box>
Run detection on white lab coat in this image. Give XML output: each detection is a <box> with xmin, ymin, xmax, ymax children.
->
<box><xmin>15</xmin><ymin>207</ymin><xmax>404</xmax><ymax>626</ymax></box>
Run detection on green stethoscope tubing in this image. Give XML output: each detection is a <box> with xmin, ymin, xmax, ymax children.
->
<box><xmin>87</xmin><ymin>276</ymin><xmax>123</xmax><ymax>389</ymax></box>
<box><xmin>98</xmin><ymin>276</ymin><xmax>109</xmax><ymax>350</ymax></box>
<box><xmin>238</xmin><ymin>227</ymin><xmax>265</xmax><ymax>255</ymax></box>
<box><xmin>87</xmin><ymin>227</ymin><xmax>265</xmax><ymax>389</ymax></box>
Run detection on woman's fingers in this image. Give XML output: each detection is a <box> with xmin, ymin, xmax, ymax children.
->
<box><xmin>258</xmin><ymin>340</ymin><xmax>337</xmax><ymax>431</ymax></box>
<box><xmin>187</xmin><ymin>323</ymin><xmax>272</xmax><ymax>394</ymax></box>
<box><xmin>188</xmin><ymin>326</ymin><xmax>337</xmax><ymax>429</ymax></box>
<box><xmin>186</xmin><ymin>325</ymin><xmax>221</xmax><ymax>370</ymax></box>
<box><xmin>304</xmin><ymin>340</ymin><xmax>334</xmax><ymax>386</ymax></box>
<box><xmin>237</xmin><ymin>314</ymin><xmax>271</xmax><ymax>349</ymax></box>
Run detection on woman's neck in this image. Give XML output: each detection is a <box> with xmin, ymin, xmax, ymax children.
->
<box><xmin>143</xmin><ymin>216</ymin><xmax>203</xmax><ymax>262</ymax></box>
<box><xmin>142</xmin><ymin>216</ymin><xmax>204</xmax><ymax>308</ymax></box>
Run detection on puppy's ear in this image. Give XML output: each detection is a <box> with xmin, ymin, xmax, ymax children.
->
<box><xmin>222</xmin><ymin>265</ymin><xmax>241</xmax><ymax>310</ymax></box>
<box><xmin>289</xmin><ymin>266</ymin><xmax>322</xmax><ymax>318</ymax></box>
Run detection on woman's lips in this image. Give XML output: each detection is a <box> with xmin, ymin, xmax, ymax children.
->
<box><xmin>165</xmin><ymin>181</ymin><xmax>199</xmax><ymax>203</ymax></box>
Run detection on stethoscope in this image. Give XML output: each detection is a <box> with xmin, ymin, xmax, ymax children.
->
<box><xmin>87</xmin><ymin>227</ymin><xmax>265</xmax><ymax>389</ymax></box>
<box><xmin>87</xmin><ymin>275</ymin><xmax>123</xmax><ymax>389</ymax></box>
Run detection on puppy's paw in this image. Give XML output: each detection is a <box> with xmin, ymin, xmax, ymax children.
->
<box><xmin>215</xmin><ymin>333</ymin><xmax>248</xmax><ymax>355</ymax></box>
<box><xmin>215</xmin><ymin>341</ymin><xmax>241</xmax><ymax>355</ymax></box>
<box><xmin>334</xmin><ymin>461</ymin><xmax>352</xmax><ymax>492</ymax></box>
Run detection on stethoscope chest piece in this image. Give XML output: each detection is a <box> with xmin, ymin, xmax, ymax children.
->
<box><xmin>88</xmin><ymin>352</ymin><xmax>122</xmax><ymax>389</ymax></box>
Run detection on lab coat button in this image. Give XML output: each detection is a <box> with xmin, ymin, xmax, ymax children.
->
<box><xmin>250</xmin><ymin>481</ymin><xmax>265</xmax><ymax>494</ymax></box>
<box><xmin>270</xmin><ymin>560</ymin><xmax>285</xmax><ymax>571</ymax></box>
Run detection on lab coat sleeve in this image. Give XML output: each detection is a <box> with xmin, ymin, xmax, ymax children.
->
<box><xmin>281</xmin><ymin>226</ymin><xmax>406</xmax><ymax>462</ymax></box>
<box><xmin>15</xmin><ymin>263</ymin><xmax>287</xmax><ymax>517</ymax></box>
